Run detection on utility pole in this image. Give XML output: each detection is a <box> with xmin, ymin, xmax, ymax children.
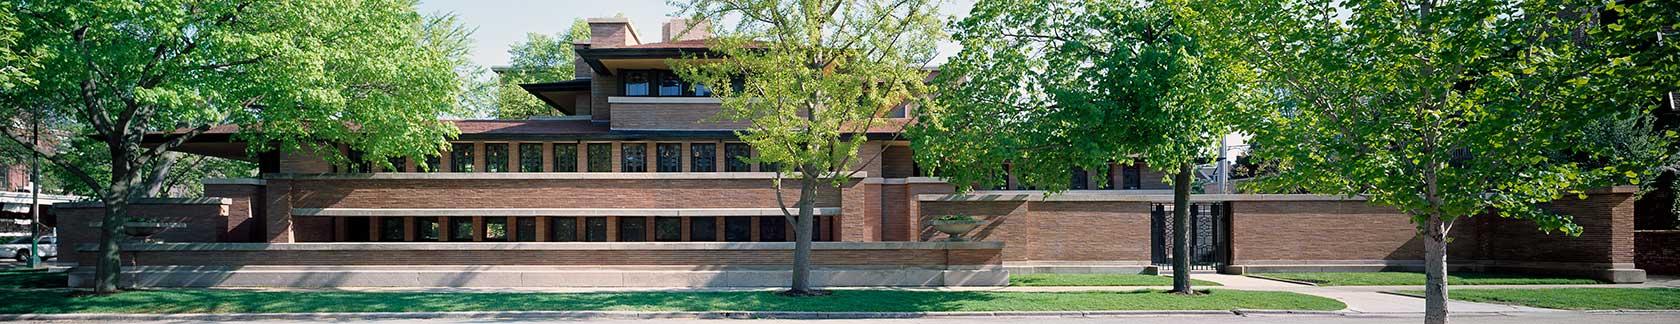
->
<box><xmin>28</xmin><ymin>108</ymin><xmax>41</xmax><ymax>269</ymax></box>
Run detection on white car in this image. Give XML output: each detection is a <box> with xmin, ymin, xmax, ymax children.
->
<box><xmin>0</xmin><ymin>236</ymin><xmax>56</xmax><ymax>262</ymax></box>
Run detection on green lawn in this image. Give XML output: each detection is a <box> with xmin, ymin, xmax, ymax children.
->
<box><xmin>1250</xmin><ymin>272</ymin><xmax>1604</xmax><ymax>286</ymax></box>
<box><xmin>0</xmin><ymin>271</ymin><xmax>1342</xmax><ymax>313</ymax></box>
<box><xmin>1399</xmin><ymin>288</ymin><xmax>1680</xmax><ymax>310</ymax></box>
<box><xmin>1010</xmin><ymin>273</ymin><xmax>1221</xmax><ymax>287</ymax></box>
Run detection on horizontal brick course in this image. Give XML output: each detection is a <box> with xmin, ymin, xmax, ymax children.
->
<box><xmin>289</xmin><ymin>178</ymin><xmax>839</xmax><ymax>209</ymax></box>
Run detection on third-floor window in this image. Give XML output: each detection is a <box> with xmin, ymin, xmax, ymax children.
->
<box><xmin>621</xmin><ymin>70</ymin><xmax>716</xmax><ymax>97</ymax></box>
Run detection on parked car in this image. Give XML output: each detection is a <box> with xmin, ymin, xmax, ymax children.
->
<box><xmin>0</xmin><ymin>236</ymin><xmax>56</xmax><ymax>262</ymax></box>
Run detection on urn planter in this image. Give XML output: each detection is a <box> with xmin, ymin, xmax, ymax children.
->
<box><xmin>928</xmin><ymin>220</ymin><xmax>987</xmax><ymax>241</ymax></box>
<box><xmin>121</xmin><ymin>222</ymin><xmax>188</xmax><ymax>242</ymax></box>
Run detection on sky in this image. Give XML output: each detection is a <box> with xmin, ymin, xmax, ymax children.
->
<box><xmin>415</xmin><ymin>0</ymin><xmax>972</xmax><ymax>70</ymax></box>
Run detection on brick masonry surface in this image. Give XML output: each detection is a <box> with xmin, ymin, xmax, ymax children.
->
<box><xmin>287</xmin><ymin>178</ymin><xmax>840</xmax><ymax>209</ymax></box>
<box><xmin>95</xmin><ymin>246</ymin><xmax>1001</xmax><ymax>269</ymax></box>
<box><xmin>56</xmin><ymin>202</ymin><xmax>231</xmax><ymax>264</ymax></box>
<box><xmin>1636</xmin><ymin>231</ymin><xmax>1680</xmax><ymax>275</ymax></box>
<box><xmin>918</xmin><ymin>200</ymin><xmax>1152</xmax><ymax>262</ymax></box>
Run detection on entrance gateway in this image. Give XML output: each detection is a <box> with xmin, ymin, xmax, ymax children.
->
<box><xmin>1150</xmin><ymin>202</ymin><xmax>1230</xmax><ymax>271</ymax></box>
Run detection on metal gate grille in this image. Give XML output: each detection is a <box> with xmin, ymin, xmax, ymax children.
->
<box><xmin>1151</xmin><ymin>202</ymin><xmax>1229</xmax><ymax>271</ymax></box>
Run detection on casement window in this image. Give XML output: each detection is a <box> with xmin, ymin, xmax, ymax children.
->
<box><xmin>380</xmin><ymin>217</ymin><xmax>404</xmax><ymax>241</ymax></box>
<box><xmin>1123</xmin><ymin>164</ymin><xmax>1142</xmax><ymax>189</ymax></box>
<box><xmin>622</xmin><ymin>143</ymin><xmax>647</xmax><ymax>172</ymax></box>
<box><xmin>654</xmin><ymin>217</ymin><xmax>681</xmax><ymax>242</ymax></box>
<box><xmin>519</xmin><ymin>143</ymin><xmax>542</xmax><ymax>172</ymax></box>
<box><xmin>689</xmin><ymin>217</ymin><xmax>717</xmax><ymax>241</ymax></box>
<box><xmin>449</xmin><ymin>217</ymin><xmax>473</xmax><ymax>241</ymax></box>
<box><xmin>691</xmin><ymin>143</ymin><xmax>717</xmax><ymax>172</ymax></box>
<box><xmin>516</xmin><ymin>217</ymin><xmax>537</xmax><ymax>242</ymax></box>
<box><xmin>618</xmin><ymin>217</ymin><xmax>648</xmax><ymax>242</ymax></box>
<box><xmin>484</xmin><ymin>143</ymin><xmax>509</xmax><ymax>173</ymax></box>
<box><xmin>483</xmin><ymin>217</ymin><xmax>508</xmax><ymax>241</ymax></box>
<box><xmin>422</xmin><ymin>155</ymin><xmax>441</xmax><ymax>173</ymax></box>
<box><xmin>417</xmin><ymin>217</ymin><xmax>440</xmax><ymax>241</ymax></box>
<box><xmin>1098</xmin><ymin>166</ymin><xmax>1116</xmax><ymax>190</ymax></box>
<box><xmin>620</xmin><ymin>70</ymin><xmax>721</xmax><ymax>97</ymax></box>
<box><xmin>724</xmin><ymin>217</ymin><xmax>752</xmax><ymax>242</ymax></box>
<box><xmin>585</xmin><ymin>217</ymin><xmax>608</xmax><ymax>242</ymax></box>
<box><xmin>386</xmin><ymin>157</ymin><xmax>406</xmax><ymax>172</ymax></box>
<box><xmin>759</xmin><ymin>216</ymin><xmax>787</xmax><ymax>242</ymax></box>
<box><xmin>550</xmin><ymin>217</ymin><xmax>578</xmax><ymax>242</ymax></box>
<box><xmin>724</xmin><ymin>143</ymin><xmax>751</xmax><ymax>172</ymax></box>
<box><xmin>587</xmin><ymin>143</ymin><xmax>611</xmax><ymax>172</ymax></box>
<box><xmin>450</xmin><ymin>143</ymin><xmax>475</xmax><ymax>172</ymax></box>
<box><xmin>341</xmin><ymin>149</ymin><xmax>372</xmax><ymax>173</ymax></box>
<box><xmin>554</xmin><ymin>143</ymin><xmax>579</xmax><ymax>172</ymax></box>
<box><xmin>656</xmin><ymin>143</ymin><xmax>682</xmax><ymax>172</ymax></box>
<box><xmin>1070</xmin><ymin>168</ymin><xmax>1090</xmax><ymax>190</ymax></box>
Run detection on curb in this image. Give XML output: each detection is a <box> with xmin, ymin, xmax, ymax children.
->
<box><xmin>1243</xmin><ymin>275</ymin><xmax>1321</xmax><ymax>287</ymax></box>
<box><xmin>3</xmin><ymin>309</ymin><xmax>1674</xmax><ymax>321</ymax></box>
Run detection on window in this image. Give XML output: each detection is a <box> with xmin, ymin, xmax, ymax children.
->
<box><xmin>1070</xmin><ymin>168</ymin><xmax>1089</xmax><ymax>190</ymax></box>
<box><xmin>1123</xmin><ymin>164</ymin><xmax>1142</xmax><ymax>189</ymax></box>
<box><xmin>423</xmin><ymin>155</ymin><xmax>441</xmax><ymax>173</ymax></box>
<box><xmin>482</xmin><ymin>217</ymin><xmax>508</xmax><ymax>241</ymax></box>
<box><xmin>655</xmin><ymin>217</ymin><xmax>681</xmax><ymax>241</ymax></box>
<box><xmin>690</xmin><ymin>217</ymin><xmax>717</xmax><ymax>241</ymax></box>
<box><xmin>345</xmin><ymin>149</ymin><xmax>372</xmax><ymax>173</ymax></box>
<box><xmin>417</xmin><ymin>217</ymin><xmax>440</xmax><ymax>241</ymax></box>
<box><xmin>692</xmin><ymin>83</ymin><xmax>711</xmax><ymax>96</ymax></box>
<box><xmin>724</xmin><ymin>217</ymin><xmax>752</xmax><ymax>242</ymax></box>
<box><xmin>761</xmin><ymin>161</ymin><xmax>780</xmax><ymax>173</ymax></box>
<box><xmin>587</xmin><ymin>143</ymin><xmax>611</xmax><ymax>172</ymax></box>
<box><xmin>585</xmin><ymin>217</ymin><xmax>607</xmax><ymax>242</ymax></box>
<box><xmin>344</xmin><ymin>217</ymin><xmax>370</xmax><ymax>242</ymax></box>
<box><xmin>658</xmin><ymin>72</ymin><xmax>684</xmax><ymax>96</ymax></box>
<box><xmin>551</xmin><ymin>217</ymin><xmax>578</xmax><ymax>242</ymax></box>
<box><xmin>725</xmin><ymin>143</ymin><xmax>751</xmax><ymax>172</ymax></box>
<box><xmin>451</xmin><ymin>143</ymin><xmax>475</xmax><ymax>172</ymax></box>
<box><xmin>624</xmin><ymin>70</ymin><xmax>651</xmax><ymax>96</ymax></box>
<box><xmin>621</xmin><ymin>143</ymin><xmax>647</xmax><ymax>172</ymax></box>
<box><xmin>554</xmin><ymin>143</ymin><xmax>578</xmax><ymax>172</ymax></box>
<box><xmin>618</xmin><ymin>217</ymin><xmax>647</xmax><ymax>242</ymax></box>
<box><xmin>519</xmin><ymin>143</ymin><xmax>543</xmax><ymax>172</ymax></box>
<box><xmin>516</xmin><ymin>217</ymin><xmax>536</xmax><ymax>242</ymax></box>
<box><xmin>380</xmin><ymin>217</ymin><xmax>405</xmax><ymax>241</ymax></box>
<box><xmin>387</xmin><ymin>157</ymin><xmax>406</xmax><ymax>172</ymax></box>
<box><xmin>691</xmin><ymin>143</ymin><xmax>717</xmax><ymax>172</ymax></box>
<box><xmin>449</xmin><ymin>217</ymin><xmax>473</xmax><ymax>241</ymax></box>
<box><xmin>484</xmin><ymin>143</ymin><xmax>509</xmax><ymax>173</ymax></box>
<box><xmin>656</xmin><ymin>143</ymin><xmax>682</xmax><ymax>172</ymax></box>
<box><xmin>759</xmin><ymin>216</ymin><xmax>787</xmax><ymax>242</ymax></box>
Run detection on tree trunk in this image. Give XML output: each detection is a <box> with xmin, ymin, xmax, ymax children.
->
<box><xmin>93</xmin><ymin>176</ymin><xmax>132</xmax><ymax>294</ymax></box>
<box><xmin>1423</xmin><ymin>213</ymin><xmax>1450</xmax><ymax>324</ymax></box>
<box><xmin>1171</xmin><ymin>162</ymin><xmax>1193</xmax><ymax>294</ymax></box>
<box><xmin>140</xmin><ymin>152</ymin><xmax>178</xmax><ymax>197</ymax></box>
<box><xmin>789</xmin><ymin>174</ymin><xmax>818</xmax><ymax>294</ymax></box>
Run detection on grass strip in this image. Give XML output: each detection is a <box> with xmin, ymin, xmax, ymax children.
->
<box><xmin>1398</xmin><ymin>288</ymin><xmax>1680</xmax><ymax>310</ymax></box>
<box><xmin>1009</xmin><ymin>273</ymin><xmax>1221</xmax><ymax>287</ymax></box>
<box><xmin>1250</xmin><ymin>272</ymin><xmax>1604</xmax><ymax>286</ymax></box>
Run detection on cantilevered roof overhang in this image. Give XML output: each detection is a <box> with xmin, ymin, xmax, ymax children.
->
<box><xmin>518</xmin><ymin>79</ymin><xmax>592</xmax><ymax>116</ymax></box>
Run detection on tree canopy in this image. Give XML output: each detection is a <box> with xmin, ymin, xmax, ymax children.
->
<box><xmin>493</xmin><ymin>19</ymin><xmax>589</xmax><ymax>119</ymax></box>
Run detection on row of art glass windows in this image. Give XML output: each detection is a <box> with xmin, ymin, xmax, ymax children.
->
<box><xmin>336</xmin><ymin>216</ymin><xmax>831</xmax><ymax>242</ymax></box>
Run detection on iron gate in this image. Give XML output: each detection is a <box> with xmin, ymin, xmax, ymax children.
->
<box><xmin>1150</xmin><ymin>202</ymin><xmax>1229</xmax><ymax>271</ymax></box>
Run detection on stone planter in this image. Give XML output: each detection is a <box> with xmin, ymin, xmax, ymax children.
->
<box><xmin>121</xmin><ymin>222</ymin><xmax>188</xmax><ymax>242</ymax></box>
<box><xmin>929</xmin><ymin>220</ymin><xmax>987</xmax><ymax>241</ymax></box>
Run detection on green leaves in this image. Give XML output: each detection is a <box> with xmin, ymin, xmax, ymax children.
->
<box><xmin>915</xmin><ymin>0</ymin><xmax>1254</xmax><ymax>193</ymax></box>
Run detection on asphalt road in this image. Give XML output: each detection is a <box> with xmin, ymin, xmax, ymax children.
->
<box><xmin>23</xmin><ymin>313</ymin><xmax>1680</xmax><ymax>324</ymax></box>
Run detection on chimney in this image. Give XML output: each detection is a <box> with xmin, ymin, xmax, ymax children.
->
<box><xmin>584</xmin><ymin>17</ymin><xmax>641</xmax><ymax>48</ymax></box>
<box><xmin>661</xmin><ymin>19</ymin><xmax>710</xmax><ymax>43</ymax></box>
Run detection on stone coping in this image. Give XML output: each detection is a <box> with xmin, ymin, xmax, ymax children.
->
<box><xmin>295</xmin><ymin>207</ymin><xmax>843</xmax><ymax>217</ymax></box>
<box><xmin>95</xmin><ymin>241</ymin><xmax>1005</xmax><ymax>252</ymax></box>
<box><xmin>203</xmin><ymin>178</ymin><xmax>267</xmax><ymax>186</ymax></box>
<box><xmin>918</xmin><ymin>191</ymin><xmax>1363</xmax><ymax>202</ymax></box>
<box><xmin>266</xmin><ymin>172</ymin><xmax>866</xmax><ymax>180</ymax></box>
<box><xmin>0</xmin><ymin>191</ymin><xmax>86</xmax><ymax>204</ymax></box>
<box><xmin>55</xmin><ymin>197</ymin><xmax>231</xmax><ymax>208</ymax></box>
<box><xmin>607</xmin><ymin>96</ymin><xmax>722</xmax><ymax>104</ymax></box>
<box><xmin>866</xmin><ymin>177</ymin><xmax>950</xmax><ymax>185</ymax></box>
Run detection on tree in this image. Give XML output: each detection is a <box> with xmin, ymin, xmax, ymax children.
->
<box><xmin>671</xmin><ymin>0</ymin><xmax>943</xmax><ymax>295</ymax></box>
<box><xmin>911</xmin><ymin>0</ymin><xmax>1254</xmax><ymax>294</ymax></box>
<box><xmin>493</xmin><ymin>19</ymin><xmax>589</xmax><ymax>119</ymax></box>
<box><xmin>0</xmin><ymin>0</ymin><xmax>471</xmax><ymax>293</ymax></box>
<box><xmin>1233</xmin><ymin>0</ymin><xmax>1669</xmax><ymax>322</ymax></box>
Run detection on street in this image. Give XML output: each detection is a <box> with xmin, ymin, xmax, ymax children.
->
<box><xmin>20</xmin><ymin>313</ymin><xmax>1680</xmax><ymax>324</ymax></box>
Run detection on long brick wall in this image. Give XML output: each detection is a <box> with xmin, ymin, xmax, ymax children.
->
<box><xmin>286</xmin><ymin>178</ymin><xmax>839</xmax><ymax>209</ymax></box>
<box><xmin>1229</xmin><ymin>200</ymin><xmax>1422</xmax><ymax>264</ymax></box>
<box><xmin>99</xmin><ymin>242</ymin><xmax>1002</xmax><ymax>268</ymax></box>
<box><xmin>1636</xmin><ymin>231</ymin><xmax>1680</xmax><ymax>275</ymax></box>
<box><xmin>918</xmin><ymin>199</ymin><xmax>1152</xmax><ymax>262</ymax></box>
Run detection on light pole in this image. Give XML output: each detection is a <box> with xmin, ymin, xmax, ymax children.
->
<box><xmin>27</xmin><ymin>107</ymin><xmax>41</xmax><ymax>269</ymax></box>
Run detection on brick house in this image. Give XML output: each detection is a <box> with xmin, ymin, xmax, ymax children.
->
<box><xmin>53</xmin><ymin>17</ymin><xmax>1647</xmax><ymax>288</ymax></box>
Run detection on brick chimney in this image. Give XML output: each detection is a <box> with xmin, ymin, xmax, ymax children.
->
<box><xmin>584</xmin><ymin>17</ymin><xmax>641</xmax><ymax>48</ymax></box>
<box><xmin>661</xmin><ymin>18</ymin><xmax>710</xmax><ymax>43</ymax></box>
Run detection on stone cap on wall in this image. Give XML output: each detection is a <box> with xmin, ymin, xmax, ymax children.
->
<box><xmin>89</xmin><ymin>241</ymin><xmax>1005</xmax><ymax>252</ymax></box>
<box><xmin>203</xmin><ymin>178</ymin><xmax>267</xmax><ymax>186</ymax></box>
<box><xmin>54</xmin><ymin>197</ymin><xmax>232</xmax><ymax>208</ymax></box>
<box><xmin>266</xmin><ymin>172</ymin><xmax>868</xmax><ymax>180</ymax></box>
<box><xmin>294</xmin><ymin>207</ymin><xmax>843</xmax><ymax>217</ymax></box>
<box><xmin>918</xmin><ymin>191</ymin><xmax>1366</xmax><ymax>203</ymax></box>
